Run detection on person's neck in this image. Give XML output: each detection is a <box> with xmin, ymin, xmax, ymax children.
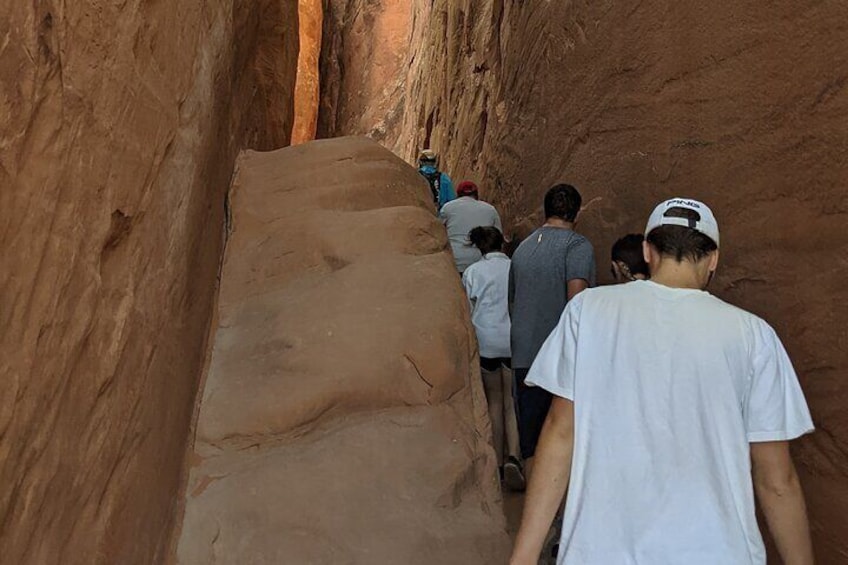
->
<box><xmin>542</xmin><ymin>217</ymin><xmax>574</xmax><ymax>230</ymax></box>
<box><xmin>649</xmin><ymin>261</ymin><xmax>705</xmax><ymax>290</ymax></box>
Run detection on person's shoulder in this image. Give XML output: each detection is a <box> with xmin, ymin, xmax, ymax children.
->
<box><xmin>580</xmin><ymin>281</ymin><xmax>675</xmax><ymax>310</ymax></box>
<box><xmin>441</xmin><ymin>198</ymin><xmax>460</xmax><ymax>211</ymax></box>
<box><xmin>697</xmin><ymin>292</ymin><xmax>780</xmax><ymax>341</ymax></box>
<box><xmin>526</xmin><ymin>226</ymin><xmax>543</xmax><ymax>236</ymax></box>
<box><xmin>578</xmin><ymin>282</ymin><xmax>634</xmax><ymax>303</ymax></box>
<box><xmin>512</xmin><ymin>230</ymin><xmax>539</xmax><ymax>255</ymax></box>
<box><xmin>472</xmin><ymin>200</ymin><xmax>497</xmax><ymax>217</ymax></box>
<box><xmin>488</xmin><ymin>254</ymin><xmax>511</xmax><ymax>273</ymax></box>
<box><xmin>702</xmin><ymin>292</ymin><xmax>762</xmax><ymax>321</ymax></box>
<box><xmin>541</xmin><ymin>228</ymin><xmax>591</xmax><ymax>249</ymax></box>
<box><xmin>566</xmin><ymin>231</ymin><xmax>594</xmax><ymax>249</ymax></box>
<box><xmin>464</xmin><ymin>259</ymin><xmax>483</xmax><ymax>276</ymax></box>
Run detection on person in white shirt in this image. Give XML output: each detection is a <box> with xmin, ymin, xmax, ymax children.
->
<box><xmin>462</xmin><ymin>226</ymin><xmax>525</xmax><ymax>491</ymax></box>
<box><xmin>511</xmin><ymin>198</ymin><xmax>815</xmax><ymax>565</ymax></box>
<box><xmin>440</xmin><ymin>181</ymin><xmax>503</xmax><ymax>274</ymax></box>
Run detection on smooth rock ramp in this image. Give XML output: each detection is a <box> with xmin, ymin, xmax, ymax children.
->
<box><xmin>176</xmin><ymin>137</ymin><xmax>510</xmax><ymax>564</ymax></box>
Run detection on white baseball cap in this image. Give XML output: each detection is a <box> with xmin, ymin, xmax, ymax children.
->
<box><xmin>645</xmin><ymin>197</ymin><xmax>720</xmax><ymax>247</ymax></box>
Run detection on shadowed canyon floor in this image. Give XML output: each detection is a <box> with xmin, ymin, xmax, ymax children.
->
<box><xmin>175</xmin><ymin>137</ymin><xmax>511</xmax><ymax>563</ymax></box>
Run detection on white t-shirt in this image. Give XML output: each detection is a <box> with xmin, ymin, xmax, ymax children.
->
<box><xmin>439</xmin><ymin>197</ymin><xmax>502</xmax><ymax>272</ymax></box>
<box><xmin>526</xmin><ymin>280</ymin><xmax>814</xmax><ymax>565</ymax></box>
<box><xmin>462</xmin><ymin>252</ymin><xmax>511</xmax><ymax>359</ymax></box>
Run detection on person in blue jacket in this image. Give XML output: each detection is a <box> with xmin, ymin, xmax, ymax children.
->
<box><xmin>417</xmin><ymin>149</ymin><xmax>455</xmax><ymax>210</ymax></box>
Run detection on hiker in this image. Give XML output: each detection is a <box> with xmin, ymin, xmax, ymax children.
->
<box><xmin>417</xmin><ymin>149</ymin><xmax>455</xmax><ymax>210</ymax></box>
<box><xmin>610</xmin><ymin>233</ymin><xmax>650</xmax><ymax>282</ymax></box>
<box><xmin>439</xmin><ymin>180</ymin><xmax>502</xmax><ymax>275</ymax></box>
<box><xmin>508</xmin><ymin>184</ymin><xmax>595</xmax><ymax>480</ymax></box>
<box><xmin>462</xmin><ymin>226</ymin><xmax>525</xmax><ymax>492</ymax></box>
<box><xmin>510</xmin><ymin>198</ymin><xmax>814</xmax><ymax>565</ymax></box>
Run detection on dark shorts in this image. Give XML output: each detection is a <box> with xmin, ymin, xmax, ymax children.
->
<box><xmin>480</xmin><ymin>357</ymin><xmax>511</xmax><ymax>372</ymax></box>
<box><xmin>514</xmin><ymin>367</ymin><xmax>553</xmax><ymax>459</ymax></box>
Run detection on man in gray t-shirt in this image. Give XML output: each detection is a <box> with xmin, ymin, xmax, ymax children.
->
<box><xmin>509</xmin><ymin>184</ymin><xmax>596</xmax><ymax>471</ymax></box>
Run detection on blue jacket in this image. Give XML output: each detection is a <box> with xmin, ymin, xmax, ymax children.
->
<box><xmin>418</xmin><ymin>165</ymin><xmax>455</xmax><ymax>209</ymax></box>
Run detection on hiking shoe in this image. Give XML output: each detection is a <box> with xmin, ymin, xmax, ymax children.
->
<box><xmin>503</xmin><ymin>456</ymin><xmax>526</xmax><ymax>492</ymax></box>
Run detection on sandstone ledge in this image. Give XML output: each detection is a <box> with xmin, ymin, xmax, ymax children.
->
<box><xmin>176</xmin><ymin>137</ymin><xmax>510</xmax><ymax>564</ymax></box>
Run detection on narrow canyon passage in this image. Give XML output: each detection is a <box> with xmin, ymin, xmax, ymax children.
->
<box><xmin>1</xmin><ymin>1</ymin><xmax>846</xmax><ymax>564</ymax></box>
<box><xmin>318</xmin><ymin>2</ymin><xmax>848</xmax><ymax>561</ymax></box>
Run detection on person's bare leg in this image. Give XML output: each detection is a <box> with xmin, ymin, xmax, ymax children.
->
<box><xmin>481</xmin><ymin>366</ymin><xmax>505</xmax><ymax>466</ymax></box>
<box><xmin>502</xmin><ymin>364</ymin><xmax>527</xmax><ymax>491</ymax></box>
<box><xmin>502</xmin><ymin>366</ymin><xmax>521</xmax><ymax>460</ymax></box>
<box><xmin>524</xmin><ymin>457</ymin><xmax>535</xmax><ymax>482</ymax></box>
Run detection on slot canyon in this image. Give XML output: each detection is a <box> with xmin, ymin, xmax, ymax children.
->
<box><xmin>1</xmin><ymin>1</ymin><xmax>845</xmax><ymax>564</ymax></box>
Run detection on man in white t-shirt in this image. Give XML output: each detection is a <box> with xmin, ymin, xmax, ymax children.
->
<box><xmin>439</xmin><ymin>180</ymin><xmax>503</xmax><ymax>274</ymax></box>
<box><xmin>510</xmin><ymin>198</ymin><xmax>815</xmax><ymax>565</ymax></box>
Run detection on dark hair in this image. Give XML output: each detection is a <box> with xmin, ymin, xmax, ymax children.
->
<box><xmin>468</xmin><ymin>226</ymin><xmax>504</xmax><ymax>255</ymax></box>
<box><xmin>544</xmin><ymin>184</ymin><xmax>582</xmax><ymax>221</ymax></box>
<box><xmin>646</xmin><ymin>207</ymin><xmax>718</xmax><ymax>262</ymax></box>
<box><xmin>611</xmin><ymin>234</ymin><xmax>649</xmax><ymax>277</ymax></box>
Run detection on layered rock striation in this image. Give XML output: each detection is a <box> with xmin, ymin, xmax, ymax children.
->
<box><xmin>0</xmin><ymin>2</ymin><xmax>299</xmax><ymax>563</ymax></box>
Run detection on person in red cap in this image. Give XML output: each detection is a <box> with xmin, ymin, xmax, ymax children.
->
<box><xmin>438</xmin><ymin>180</ymin><xmax>503</xmax><ymax>275</ymax></box>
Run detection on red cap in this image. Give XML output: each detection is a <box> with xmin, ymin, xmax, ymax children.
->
<box><xmin>457</xmin><ymin>181</ymin><xmax>478</xmax><ymax>196</ymax></box>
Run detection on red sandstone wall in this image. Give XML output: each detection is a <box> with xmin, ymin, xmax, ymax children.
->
<box><xmin>317</xmin><ymin>0</ymin><xmax>415</xmax><ymax>148</ymax></box>
<box><xmin>292</xmin><ymin>0</ymin><xmax>323</xmax><ymax>144</ymax></box>
<box><xmin>321</xmin><ymin>1</ymin><xmax>848</xmax><ymax>562</ymax></box>
<box><xmin>0</xmin><ymin>2</ymin><xmax>299</xmax><ymax>563</ymax></box>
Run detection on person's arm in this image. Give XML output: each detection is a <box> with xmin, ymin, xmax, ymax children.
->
<box><xmin>744</xmin><ymin>322</ymin><xmax>815</xmax><ymax>564</ymax></box>
<box><xmin>751</xmin><ymin>441</ymin><xmax>814</xmax><ymax>565</ymax></box>
<box><xmin>566</xmin><ymin>278</ymin><xmax>589</xmax><ymax>300</ymax></box>
<box><xmin>462</xmin><ymin>271</ymin><xmax>476</xmax><ymax>313</ymax></box>
<box><xmin>441</xmin><ymin>174</ymin><xmax>455</xmax><ymax>205</ymax></box>
<box><xmin>510</xmin><ymin>397</ymin><xmax>575</xmax><ymax>565</ymax></box>
<box><xmin>565</xmin><ymin>238</ymin><xmax>595</xmax><ymax>300</ymax></box>
<box><xmin>438</xmin><ymin>203</ymin><xmax>448</xmax><ymax>224</ymax></box>
<box><xmin>507</xmin><ymin>263</ymin><xmax>515</xmax><ymax>318</ymax></box>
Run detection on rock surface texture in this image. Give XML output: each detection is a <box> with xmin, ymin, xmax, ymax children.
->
<box><xmin>0</xmin><ymin>2</ymin><xmax>299</xmax><ymax>563</ymax></box>
<box><xmin>318</xmin><ymin>0</ymin><xmax>415</xmax><ymax>148</ymax></box>
<box><xmin>175</xmin><ymin>136</ymin><xmax>509</xmax><ymax>564</ymax></box>
<box><xmin>320</xmin><ymin>1</ymin><xmax>848</xmax><ymax>562</ymax></box>
<box><xmin>292</xmin><ymin>0</ymin><xmax>323</xmax><ymax>144</ymax></box>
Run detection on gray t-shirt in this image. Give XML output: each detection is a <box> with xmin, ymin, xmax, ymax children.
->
<box><xmin>439</xmin><ymin>197</ymin><xmax>503</xmax><ymax>272</ymax></box>
<box><xmin>509</xmin><ymin>226</ymin><xmax>596</xmax><ymax>368</ymax></box>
